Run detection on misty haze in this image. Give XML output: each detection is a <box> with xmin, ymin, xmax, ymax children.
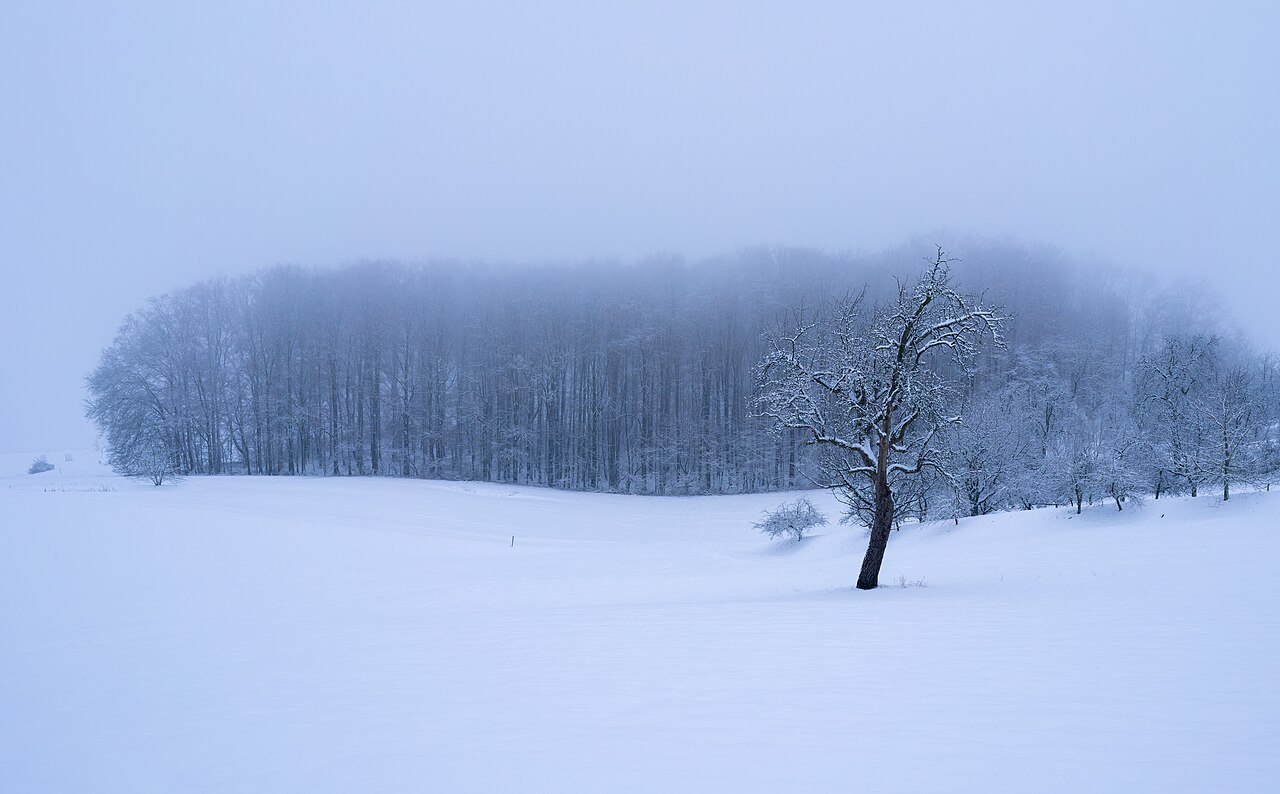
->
<box><xmin>3</xmin><ymin>2</ymin><xmax>1279</xmax><ymax>792</ymax></box>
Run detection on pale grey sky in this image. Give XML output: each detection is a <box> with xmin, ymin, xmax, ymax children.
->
<box><xmin>2</xmin><ymin>1</ymin><xmax>1277</xmax><ymax>451</ymax></box>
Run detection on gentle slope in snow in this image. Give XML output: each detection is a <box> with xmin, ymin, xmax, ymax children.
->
<box><xmin>2</xmin><ymin>459</ymin><xmax>1278</xmax><ymax>791</ymax></box>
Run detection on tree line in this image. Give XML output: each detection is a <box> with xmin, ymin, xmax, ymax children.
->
<box><xmin>89</xmin><ymin>253</ymin><xmax>810</xmax><ymax>492</ymax></box>
<box><xmin>87</xmin><ymin>241</ymin><xmax>1279</xmax><ymax>505</ymax></box>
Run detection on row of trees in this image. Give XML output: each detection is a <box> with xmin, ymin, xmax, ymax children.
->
<box><xmin>87</xmin><ymin>241</ymin><xmax>1279</xmax><ymax>520</ymax></box>
<box><xmin>87</xmin><ymin>257</ymin><xmax>812</xmax><ymax>493</ymax></box>
<box><xmin>945</xmin><ymin>332</ymin><xmax>1279</xmax><ymax>515</ymax></box>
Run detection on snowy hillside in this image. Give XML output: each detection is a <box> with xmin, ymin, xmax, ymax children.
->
<box><xmin>2</xmin><ymin>465</ymin><xmax>1278</xmax><ymax>791</ymax></box>
<box><xmin>0</xmin><ymin>448</ymin><xmax>112</xmax><ymax>479</ymax></box>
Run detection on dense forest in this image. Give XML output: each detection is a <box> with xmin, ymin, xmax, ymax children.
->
<box><xmin>86</xmin><ymin>239</ymin><xmax>1280</xmax><ymax>509</ymax></box>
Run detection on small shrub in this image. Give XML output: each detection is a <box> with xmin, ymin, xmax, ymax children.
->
<box><xmin>755</xmin><ymin>497</ymin><xmax>828</xmax><ymax>542</ymax></box>
<box><xmin>28</xmin><ymin>456</ymin><xmax>54</xmax><ymax>475</ymax></box>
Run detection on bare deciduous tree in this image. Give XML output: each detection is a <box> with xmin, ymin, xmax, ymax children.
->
<box><xmin>1200</xmin><ymin>366</ymin><xmax>1262</xmax><ymax>501</ymax></box>
<box><xmin>755</xmin><ymin>248</ymin><xmax>1004</xmax><ymax>589</ymax></box>
<box><xmin>1135</xmin><ymin>335</ymin><xmax>1217</xmax><ymax>498</ymax></box>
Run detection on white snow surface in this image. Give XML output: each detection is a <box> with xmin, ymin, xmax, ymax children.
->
<box><xmin>2</xmin><ymin>451</ymin><xmax>1278</xmax><ymax>792</ymax></box>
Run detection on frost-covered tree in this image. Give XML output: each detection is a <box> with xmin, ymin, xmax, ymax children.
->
<box><xmin>1135</xmin><ymin>335</ymin><xmax>1217</xmax><ymax>498</ymax></box>
<box><xmin>28</xmin><ymin>456</ymin><xmax>54</xmax><ymax>474</ymax></box>
<box><xmin>755</xmin><ymin>248</ymin><xmax>1004</xmax><ymax>589</ymax></box>
<box><xmin>1256</xmin><ymin>354</ymin><xmax>1280</xmax><ymax>489</ymax></box>
<box><xmin>754</xmin><ymin>497</ymin><xmax>828</xmax><ymax>542</ymax></box>
<box><xmin>946</xmin><ymin>390</ymin><xmax>1032</xmax><ymax>516</ymax></box>
<box><xmin>1199</xmin><ymin>365</ymin><xmax>1263</xmax><ymax>501</ymax></box>
<box><xmin>996</xmin><ymin>352</ymin><xmax>1072</xmax><ymax>510</ymax></box>
<box><xmin>1093</xmin><ymin>407</ymin><xmax>1143</xmax><ymax>511</ymax></box>
<box><xmin>1046</xmin><ymin>410</ymin><xmax>1097</xmax><ymax>514</ymax></box>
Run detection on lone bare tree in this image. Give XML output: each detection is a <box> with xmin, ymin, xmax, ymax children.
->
<box><xmin>755</xmin><ymin>248</ymin><xmax>1003</xmax><ymax>589</ymax></box>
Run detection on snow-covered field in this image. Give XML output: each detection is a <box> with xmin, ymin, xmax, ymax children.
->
<box><xmin>2</xmin><ymin>451</ymin><xmax>1278</xmax><ymax>792</ymax></box>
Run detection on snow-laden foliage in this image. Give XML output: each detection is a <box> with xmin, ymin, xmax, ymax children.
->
<box><xmin>27</xmin><ymin>456</ymin><xmax>54</xmax><ymax>475</ymax></box>
<box><xmin>754</xmin><ymin>497</ymin><xmax>828</xmax><ymax>542</ymax></box>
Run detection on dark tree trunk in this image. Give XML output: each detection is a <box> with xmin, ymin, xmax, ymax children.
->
<box><xmin>1223</xmin><ymin>428</ymin><xmax>1231</xmax><ymax>501</ymax></box>
<box><xmin>856</xmin><ymin>474</ymin><xmax>894</xmax><ymax>590</ymax></box>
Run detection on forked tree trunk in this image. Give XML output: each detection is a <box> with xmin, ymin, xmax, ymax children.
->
<box><xmin>857</xmin><ymin>475</ymin><xmax>894</xmax><ymax>590</ymax></box>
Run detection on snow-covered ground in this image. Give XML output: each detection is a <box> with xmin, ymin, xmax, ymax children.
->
<box><xmin>2</xmin><ymin>451</ymin><xmax>1278</xmax><ymax>792</ymax></box>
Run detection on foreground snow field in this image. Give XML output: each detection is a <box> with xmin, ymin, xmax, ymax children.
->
<box><xmin>2</xmin><ymin>452</ymin><xmax>1278</xmax><ymax>792</ymax></box>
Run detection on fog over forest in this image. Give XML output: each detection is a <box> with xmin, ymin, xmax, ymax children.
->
<box><xmin>86</xmin><ymin>239</ymin><xmax>1278</xmax><ymax>519</ymax></box>
<box><xmin>3</xmin><ymin>2</ymin><xmax>1279</xmax><ymax>454</ymax></box>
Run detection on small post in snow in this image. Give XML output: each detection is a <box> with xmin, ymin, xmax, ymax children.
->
<box><xmin>510</xmin><ymin>535</ymin><xmax>515</xmax><ymax>547</ymax></box>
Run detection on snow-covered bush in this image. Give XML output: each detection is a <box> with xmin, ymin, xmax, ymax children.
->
<box><xmin>133</xmin><ymin>438</ymin><xmax>178</xmax><ymax>486</ymax></box>
<box><xmin>28</xmin><ymin>456</ymin><xmax>54</xmax><ymax>474</ymax></box>
<box><xmin>754</xmin><ymin>497</ymin><xmax>828</xmax><ymax>542</ymax></box>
